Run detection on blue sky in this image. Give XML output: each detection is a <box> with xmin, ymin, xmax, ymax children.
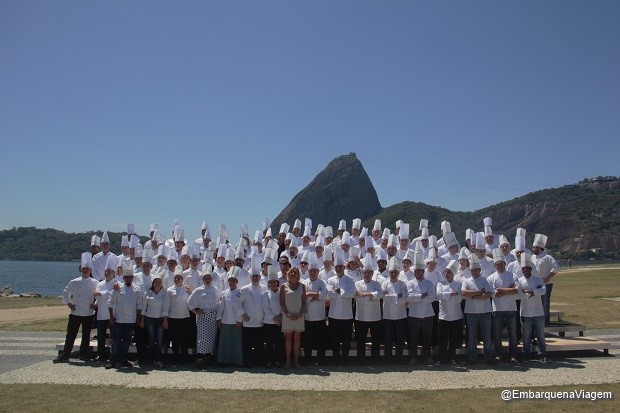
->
<box><xmin>1</xmin><ymin>0</ymin><xmax>618</xmax><ymax>239</ymax></box>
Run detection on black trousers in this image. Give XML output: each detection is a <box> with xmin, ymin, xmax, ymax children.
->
<box><xmin>134</xmin><ymin>323</ymin><xmax>149</xmax><ymax>362</ymax></box>
<box><xmin>242</xmin><ymin>326</ymin><xmax>264</xmax><ymax>367</ymax></box>
<box><xmin>62</xmin><ymin>314</ymin><xmax>93</xmax><ymax>358</ymax></box>
<box><xmin>384</xmin><ymin>318</ymin><xmax>406</xmax><ymax>358</ymax></box>
<box><xmin>263</xmin><ymin>324</ymin><xmax>284</xmax><ymax>365</ymax></box>
<box><xmin>329</xmin><ymin>317</ymin><xmax>353</xmax><ymax>360</ymax></box>
<box><xmin>355</xmin><ymin>320</ymin><xmax>382</xmax><ymax>358</ymax></box>
<box><xmin>438</xmin><ymin>318</ymin><xmax>463</xmax><ymax>361</ymax></box>
<box><xmin>303</xmin><ymin>319</ymin><xmax>328</xmax><ymax>360</ymax></box>
<box><xmin>168</xmin><ymin>317</ymin><xmax>191</xmax><ymax>362</ymax></box>
<box><xmin>96</xmin><ymin>319</ymin><xmax>111</xmax><ymax>358</ymax></box>
<box><xmin>408</xmin><ymin>316</ymin><xmax>434</xmax><ymax>359</ymax></box>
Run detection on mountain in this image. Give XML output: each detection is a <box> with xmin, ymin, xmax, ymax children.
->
<box><xmin>271</xmin><ymin>153</ymin><xmax>382</xmax><ymax>231</ymax></box>
<box><xmin>271</xmin><ymin>155</ymin><xmax>619</xmax><ymax>258</ymax></box>
<box><xmin>0</xmin><ymin>227</ymin><xmax>150</xmax><ymax>261</ymax></box>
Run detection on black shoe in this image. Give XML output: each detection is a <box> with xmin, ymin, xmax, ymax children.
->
<box><xmin>79</xmin><ymin>355</ymin><xmax>92</xmax><ymax>361</ymax></box>
<box><xmin>120</xmin><ymin>360</ymin><xmax>134</xmax><ymax>368</ymax></box>
<box><xmin>104</xmin><ymin>362</ymin><xmax>116</xmax><ymax>369</ymax></box>
<box><xmin>53</xmin><ymin>355</ymin><xmax>70</xmax><ymax>363</ymax></box>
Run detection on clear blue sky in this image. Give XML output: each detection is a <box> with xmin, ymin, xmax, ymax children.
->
<box><xmin>1</xmin><ymin>0</ymin><xmax>618</xmax><ymax>239</ymax></box>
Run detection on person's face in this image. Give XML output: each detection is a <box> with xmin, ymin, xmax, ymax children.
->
<box><xmin>389</xmin><ymin>269</ymin><xmax>399</xmax><ymax>281</ymax></box>
<box><xmin>485</xmin><ymin>235</ymin><xmax>494</xmax><ymax>245</ymax></box>
<box><xmin>494</xmin><ymin>261</ymin><xmax>506</xmax><ymax>273</ymax></box>
<box><xmin>288</xmin><ymin>269</ymin><xmax>300</xmax><ymax>285</ymax></box>
<box><xmin>533</xmin><ymin>246</ymin><xmax>542</xmax><ymax>255</ymax></box>
<box><xmin>309</xmin><ymin>268</ymin><xmax>319</xmax><ymax>280</ymax></box>
<box><xmin>175</xmin><ymin>241</ymin><xmax>184</xmax><ymax>251</ymax></box>
<box><xmin>315</xmin><ymin>246</ymin><xmax>324</xmax><ymax>256</ymax></box>
<box><xmin>299</xmin><ymin>262</ymin><xmax>308</xmax><ymax>272</ymax></box>
<box><xmin>279</xmin><ymin>260</ymin><xmax>290</xmax><ymax>274</ymax></box>
<box><xmin>129</xmin><ymin>248</ymin><xmax>136</xmax><ymax>259</ymax></box>
<box><xmin>421</xmin><ymin>239</ymin><xmax>429</xmax><ymax>248</ymax></box>
<box><xmin>325</xmin><ymin>236</ymin><xmax>333</xmax><ymax>245</ymax></box>
<box><xmin>173</xmin><ymin>274</ymin><xmax>183</xmax><ymax>286</ymax></box>
<box><xmin>402</xmin><ymin>260</ymin><xmax>411</xmax><ymax>272</ymax></box>
<box><xmin>142</xmin><ymin>261</ymin><xmax>152</xmax><ymax>274</ymax></box>
<box><xmin>289</xmin><ymin>246</ymin><xmax>298</xmax><ymax>257</ymax></box>
<box><xmin>121</xmin><ymin>246</ymin><xmax>129</xmax><ymax>256</ymax></box>
<box><xmin>471</xmin><ymin>268</ymin><xmax>481</xmax><ymax>278</ymax></box>
<box><xmin>521</xmin><ymin>266</ymin><xmax>532</xmax><ymax>278</ymax></box>
<box><xmin>167</xmin><ymin>260</ymin><xmax>177</xmax><ymax>271</ymax></box>
<box><xmin>381</xmin><ymin>239</ymin><xmax>388</xmax><ymax>249</ymax></box>
<box><xmin>335</xmin><ymin>265</ymin><xmax>345</xmax><ymax>275</ymax></box>
<box><xmin>323</xmin><ymin>261</ymin><xmax>333</xmax><ymax>271</ymax></box>
<box><xmin>124</xmin><ymin>274</ymin><xmax>134</xmax><ymax>286</ymax></box>
<box><xmin>81</xmin><ymin>266</ymin><xmax>91</xmax><ymax>278</ymax></box>
<box><xmin>515</xmin><ymin>250</ymin><xmax>523</xmax><ymax>259</ymax></box>
<box><xmin>444</xmin><ymin>270</ymin><xmax>454</xmax><ymax>283</ymax></box>
<box><xmin>277</xmin><ymin>233</ymin><xmax>286</xmax><ymax>244</ymax></box>
<box><xmin>292</xmin><ymin>227</ymin><xmax>301</xmax><ymax>236</ymax></box>
<box><xmin>448</xmin><ymin>244</ymin><xmax>458</xmax><ymax>254</ymax></box>
<box><xmin>104</xmin><ymin>269</ymin><xmax>115</xmax><ymax>280</ymax></box>
<box><xmin>134</xmin><ymin>257</ymin><xmax>142</xmax><ymax>267</ymax></box>
<box><xmin>347</xmin><ymin>260</ymin><xmax>358</xmax><ymax>271</ymax></box>
<box><xmin>228</xmin><ymin>278</ymin><xmax>238</xmax><ymax>290</ymax></box>
<box><xmin>151</xmin><ymin>240</ymin><xmax>158</xmax><ymax>250</ymax></box>
<box><xmin>216</xmin><ymin>256</ymin><xmax>225</xmax><ymax>267</ymax></box>
<box><xmin>387</xmin><ymin>246</ymin><xmax>396</xmax><ymax>257</ymax></box>
<box><xmin>500</xmin><ymin>244</ymin><xmax>510</xmax><ymax>254</ymax></box>
<box><xmin>225</xmin><ymin>260</ymin><xmax>234</xmax><ymax>271</ymax></box>
<box><xmin>341</xmin><ymin>244</ymin><xmax>350</xmax><ymax>253</ymax></box>
<box><xmin>235</xmin><ymin>258</ymin><xmax>244</xmax><ymax>268</ymax></box>
<box><xmin>181</xmin><ymin>255</ymin><xmax>190</xmax><ymax>267</ymax></box>
<box><xmin>372</xmin><ymin>230</ymin><xmax>381</xmax><ymax>240</ymax></box>
<box><xmin>352</xmin><ymin>228</ymin><xmax>360</xmax><ymax>236</ymax></box>
<box><xmin>363</xmin><ymin>270</ymin><xmax>373</xmax><ymax>282</ymax></box>
<box><xmin>458</xmin><ymin>258</ymin><xmax>469</xmax><ymax>269</ymax></box>
<box><xmin>427</xmin><ymin>261</ymin><xmax>437</xmax><ymax>271</ymax></box>
<box><xmin>475</xmin><ymin>249</ymin><xmax>486</xmax><ymax>259</ymax></box>
<box><xmin>251</xmin><ymin>274</ymin><xmax>260</xmax><ymax>285</ymax></box>
<box><xmin>268</xmin><ymin>279</ymin><xmax>279</xmax><ymax>292</ymax></box>
<box><xmin>377</xmin><ymin>260</ymin><xmax>387</xmax><ymax>272</ymax></box>
<box><xmin>101</xmin><ymin>242</ymin><xmax>111</xmax><ymax>253</ymax></box>
<box><xmin>358</xmin><ymin>238</ymin><xmax>365</xmax><ymax>248</ymax></box>
<box><xmin>414</xmin><ymin>268</ymin><xmax>424</xmax><ymax>281</ymax></box>
<box><xmin>191</xmin><ymin>257</ymin><xmax>200</xmax><ymax>268</ymax></box>
<box><xmin>203</xmin><ymin>238</ymin><xmax>210</xmax><ymax>248</ymax></box>
<box><xmin>152</xmin><ymin>278</ymin><xmax>162</xmax><ymax>291</ymax></box>
<box><xmin>399</xmin><ymin>239</ymin><xmax>408</xmax><ymax>250</ymax></box>
<box><xmin>90</xmin><ymin>245</ymin><xmax>100</xmax><ymax>255</ymax></box>
<box><xmin>284</xmin><ymin>239</ymin><xmax>291</xmax><ymax>248</ymax></box>
<box><xmin>303</xmin><ymin>236</ymin><xmax>310</xmax><ymax>245</ymax></box>
<box><xmin>157</xmin><ymin>256</ymin><xmax>166</xmax><ymax>266</ymax></box>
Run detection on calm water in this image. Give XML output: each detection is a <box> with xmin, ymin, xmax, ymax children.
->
<box><xmin>0</xmin><ymin>261</ymin><xmax>81</xmax><ymax>296</ymax></box>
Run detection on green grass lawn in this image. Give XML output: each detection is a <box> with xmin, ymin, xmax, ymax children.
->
<box><xmin>0</xmin><ymin>296</ymin><xmax>62</xmax><ymax>310</ymax></box>
<box><xmin>0</xmin><ymin>383</ymin><xmax>617</xmax><ymax>412</ymax></box>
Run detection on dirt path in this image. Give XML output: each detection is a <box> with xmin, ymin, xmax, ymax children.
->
<box><xmin>0</xmin><ymin>306</ymin><xmax>68</xmax><ymax>325</ymax></box>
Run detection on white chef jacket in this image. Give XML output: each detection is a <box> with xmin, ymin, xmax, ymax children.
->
<box><xmin>436</xmin><ymin>280</ymin><xmax>463</xmax><ymax>321</ymax></box>
<box><xmin>95</xmin><ymin>278</ymin><xmax>117</xmax><ymax>321</ymax></box>
<box><xmin>187</xmin><ymin>284</ymin><xmax>221</xmax><ymax>311</ymax></box>
<box><xmin>517</xmin><ymin>275</ymin><xmax>546</xmax><ymax>317</ymax></box>
<box><xmin>462</xmin><ymin>276</ymin><xmax>493</xmax><ymax>314</ymax></box>
<box><xmin>142</xmin><ymin>288</ymin><xmax>166</xmax><ymax>318</ymax></box>
<box><xmin>302</xmin><ymin>278</ymin><xmax>328</xmax><ymax>321</ymax></box>
<box><xmin>183</xmin><ymin>268</ymin><xmax>202</xmax><ymax>292</ymax></box>
<box><xmin>63</xmin><ymin>276</ymin><xmax>98</xmax><ymax>317</ymax></box>
<box><xmin>487</xmin><ymin>270</ymin><xmax>518</xmax><ymax>312</ymax></box>
<box><xmin>239</xmin><ymin>283</ymin><xmax>266</xmax><ymax>327</ymax></box>
<box><xmin>381</xmin><ymin>278</ymin><xmax>408</xmax><ymax>320</ymax></box>
<box><xmin>91</xmin><ymin>251</ymin><xmax>117</xmax><ymax>282</ymax></box>
<box><xmin>109</xmin><ymin>283</ymin><xmax>142</xmax><ymax>323</ymax></box>
<box><xmin>262</xmin><ymin>289</ymin><xmax>282</xmax><ymax>325</ymax></box>
<box><xmin>407</xmin><ymin>278</ymin><xmax>436</xmax><ymax>318</ymax></box>
<box><xmin>533</xmin><ymin>251</ymin><xmax>559</xmax><ymax>284</ymax></box>
<box><xmin>326</xmin><ymin>274</ymin><xmax>356</xmax><ymax>320</ymax></box>
<box><xmin>162</xmin><ymin>285</ymin><xmax>190</xmax><ymax>319</ymax></box>
<box><xmin>217</xmin><ymin>288</ymin><xmax>243</xmax><ymax>325</ymax></box>
<box><xmin>354</xmin><ymin>279</ymin><xmax>383</xmax><ymax>322</ymax></box>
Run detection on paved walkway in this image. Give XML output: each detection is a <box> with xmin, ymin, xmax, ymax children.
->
<box><xmin>1</xmin><ymin>330</ymin><xmax>619</xmax><ymax>391</ymax></box>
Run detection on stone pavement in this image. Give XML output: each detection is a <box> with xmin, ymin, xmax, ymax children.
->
<box><xmin>1</xmin><ymin>330</ymin><xmax>619</xmax><ymax>391</ymax></box>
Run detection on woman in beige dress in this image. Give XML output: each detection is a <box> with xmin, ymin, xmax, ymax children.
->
<box><xmin>280</xmin><ymin>266</ymin><xmax>307</xmax><ymax>369</ymax></box>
